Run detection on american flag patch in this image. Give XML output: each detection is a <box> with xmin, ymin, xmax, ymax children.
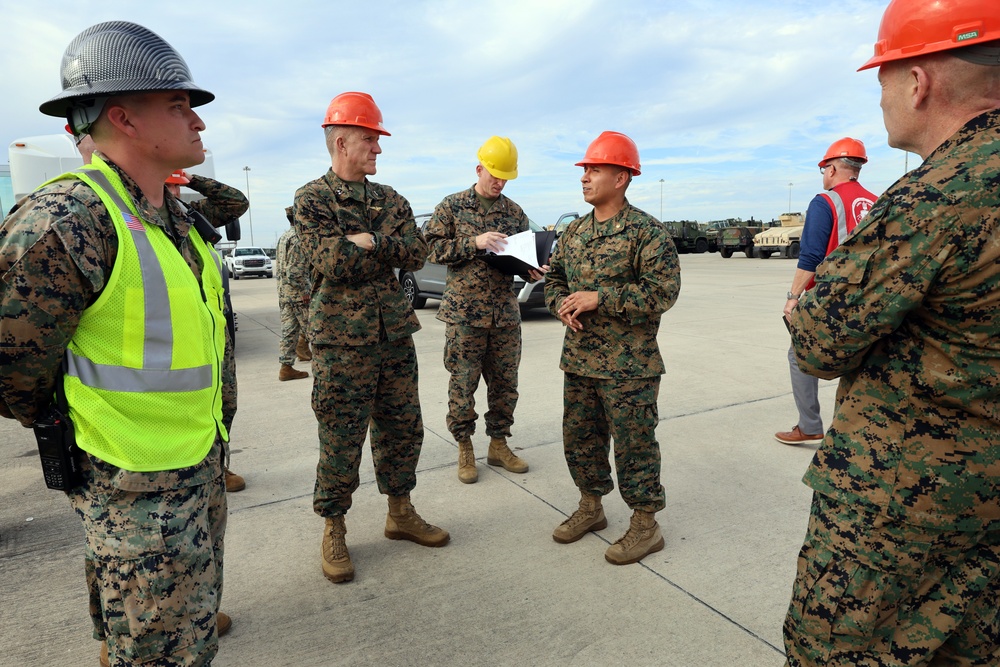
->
<box><xmin>124</xmin><ymin>213</ymin><xmax>144</xmax><ymax>232</ymax></box>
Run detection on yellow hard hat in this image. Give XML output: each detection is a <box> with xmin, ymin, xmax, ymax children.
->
<box><xmin>477</xmin><ymin>136</ymin><xmax>518</xmax><ymax>180</ymax></box>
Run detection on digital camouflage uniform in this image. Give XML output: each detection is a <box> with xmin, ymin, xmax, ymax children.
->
<box><xmin>184</xmin><ymin>174</ymin><xmax>248</xmax><ymax>433</ymax></box>
<box><xmin>424</xmin><ymin>186</ymin><xmax>531</xmax><ymax>441</ymax></box>
<box><xmin>783</xmin><ymin>108</ymin><xmax>1000</xmax><ymax>666</ymax></box>
<box><xmin>0</xmin><ymin>154</ymin><xmax>232</xmax><ymax>666</ymax></box>
<box><xmin>276</xmin><ymin>220</ymin><xmax>311</xmax><ymax>366</ymax></box>
<box><xmin>293</xmin><ymin>169</ymin><xmax>427</xmax><ymax>518</ymax></box>
<box><xmin>544</xmin><ymin>201</ymin><xmax>680</xmax><ymax>512</ymax></box>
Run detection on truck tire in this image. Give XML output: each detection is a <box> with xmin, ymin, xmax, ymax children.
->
<box><xmin>400</xmin><ymin>273</ymin><xmax>426</xmax><ymax>309</ymax></box>
<box><xmin>695</xmin><ymin>238</ymin><xmax>709</xmax><ymax>254</ymax></box>
<box><xmin>759</xmin><ymin>250</ymin><xmax>772</xmax><ymax>259</ymax></box>
<box><xmin>744</xmin><ymin>244</ymin><xmax>755</xmax><ymax>259</ymax></box>
<box><xmin>720</xmin><ymin>247</ymin><xmax>733</xmax><ymax>258</ymax></box>
<box><xmin>788</xmin><ymin>242</ymin><xmax>800</xmax><ymax>259</ymax></box>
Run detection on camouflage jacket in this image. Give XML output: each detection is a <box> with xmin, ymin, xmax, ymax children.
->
<box><xmin>293</xmin><ymin>169</ymin><xmax>425</xmax><ymax>345</ymax></box>
<box><xmin>425</xmin><ymin>186</ymin><xmax>530</xmax><ymax>328</ymax></box>
<box><xmin>544</xmin><ymin>201</ymin><xmax>680</xmax><ymax>379</ymax></box>
<box><xmin>185</xmin><ymin>174</ymin><xmax>248</xmax><ymax>225</ymax></box>
<box><xmin>790</xmin><ymin>108</ymin><xmax>1000</xmax><ymax>531</ymax></box>
<box><xmin>276</xmin><ymin>226</ymin><xmax>311</xmax><ymax>306</ymax></box>
<box><xmin>0</xmin><ymin>154</ymin><xmax>231</xmax><ymax>490</ymax></box>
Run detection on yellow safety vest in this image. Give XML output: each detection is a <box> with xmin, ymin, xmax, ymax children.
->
<box><xmin>45</xmin><ymin>157</ymin><xmax>228</xmax><ymax>471</ymax></box>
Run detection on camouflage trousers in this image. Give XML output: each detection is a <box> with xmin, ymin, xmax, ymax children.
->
<box><xmin>278</xmin><ymin>301</ymin><xmax>309</xmax><ymax>366</ymax></box>
<box><xmin>71</xmin><ymin>449</ymin><xmax>226</xmax><ymax>666</ymax></box>
<box><xmin>443</xmin><ymin>323</ymin><xmax>521</xmax><ymax>440</ymax></box>
<box><xmin>784</xmin><ymin>492</ymin><xmax>1000</xmax><ymax>666</ymax></box>
<box><xmin>562</xmin><ymin>373</ymin><xmax>665</xmax><ymax>512</ymax></box>
<box><xmin>312</xmin><ymin>337</ymin><xmax>423</xmax><ymax>518</ymax></box>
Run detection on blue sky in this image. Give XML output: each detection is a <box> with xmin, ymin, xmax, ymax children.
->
<box><xmin>2</xmin><ymin>0</ymin><xmax>906</xmax><ymax>246</ymax></box>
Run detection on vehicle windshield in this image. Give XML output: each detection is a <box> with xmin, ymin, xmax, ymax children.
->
<box><xmin>235</xmin><ymin>248</ymin><xmax>264</xmax><ymax>256</ymax></box>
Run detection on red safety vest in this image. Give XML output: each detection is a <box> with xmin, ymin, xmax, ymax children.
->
<box><xmin>806</xmin><ymin>180</ymin><xmax>877</xmax><ymax>290</ymax></box>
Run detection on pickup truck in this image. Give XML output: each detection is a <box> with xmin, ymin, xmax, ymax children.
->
<box><xmin>225</xmin><ymin>246</ymin><xmax>273</xmax><ymax>279</ymax></box>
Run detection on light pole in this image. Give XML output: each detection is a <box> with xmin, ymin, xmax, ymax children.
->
<box><xmin>243</xmin><ymin>166</ymin><xmax>254</xmax><ymax>245</ymax></box>
<box><xmin>787</xmin><ymin>182</ymin><xmax>793</xmax><ymax>213</ymax></box>
<box><xmin>659</xmin><ymin>178</ymin><xmax>664</xmax><ymax>221</ymax></box>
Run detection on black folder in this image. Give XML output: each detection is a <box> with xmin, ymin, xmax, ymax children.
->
<box><xmin>480</xmin><ymin>230</ymin><xmax>557</xmax><ymax>276</ymax></box>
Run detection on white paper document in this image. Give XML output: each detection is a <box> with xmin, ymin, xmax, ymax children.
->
<box><xmin>487</xmin><ymin>230</ymin><xmax>540</xmax><ymax>269</ymax></box>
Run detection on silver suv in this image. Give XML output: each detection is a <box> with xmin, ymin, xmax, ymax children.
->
<box><xmin>399</xmin><ymin>214</ymin><xmax>550</xmax><ymax>311</ymax></box>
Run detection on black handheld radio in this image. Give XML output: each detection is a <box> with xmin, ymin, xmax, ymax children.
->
<box><xmin>31</xmin><ymin>368</ymin><xmax>82</xmax><ymax>491</ymax></box>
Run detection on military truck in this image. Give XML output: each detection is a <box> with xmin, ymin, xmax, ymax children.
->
<box><xmin>717</xmin><ymin>217</ymin><xmax>771</xmax><ymax>258</ymax></box>
<box><xmin>753</xmin><ymin>212</ymin><xmax>805</xmax><ymax>259</ymax></box>
<box><xmin>662</xmin><ymin>219</ymin><xmax>710</xmax><ymax>253</ymax></box>
<box><xmin>702</xmin><ymin>219</ymin><xmax>737</xmax><ymax>253</ymax></box>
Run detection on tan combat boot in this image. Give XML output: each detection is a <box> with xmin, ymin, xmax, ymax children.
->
<box><xmin>322</xmin><ymin>515</ymin><xmax>355</xmax><ymax>583</ymax></box>
<box><xmin>224</xmin><ymin>468</ymin><xmax>246</xmax><ymax>493</ymax></box>
<box><xmin>552</xmin><ymin>492</ymin><xmax>608</xmax><ymax>544</ymax></box>
<box><xmin>385</xmin><ymin>496</ymin><xmax>450</xmax><ymax>547</ymax></box>
<box><xmin>279</xmin><ymin>364</ymin><xmax>308</xmax><ymax>381</ymax></box>
<box><xmin>296</xmin><ymin>335</ymin><xmax>312</xmax><ymax>361</ymax></box>
<box><xmin>457</xmin><ymin>438</ymin><xmax>478</xmax><ymax>484</ymax></box>
<box><xmin>487</xmin><ymin>437</ymin><xmax>528</xmax><ymax>473</ymax></box>
<box><xmin>604</xmin><ymin>510</ymin><xmax>664</xmax><ymax>565</ymax></box>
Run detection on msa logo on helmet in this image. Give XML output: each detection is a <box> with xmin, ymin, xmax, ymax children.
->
<box><xmin>956</xmin><ymin>30</ymin><xmax>981</xmax><ymax>42</ymax></box>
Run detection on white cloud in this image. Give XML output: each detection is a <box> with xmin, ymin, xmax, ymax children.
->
<box><xmin>2</xmin><ymin>0</ymin><xmax>903</xmax><ymax>242</ymax></box>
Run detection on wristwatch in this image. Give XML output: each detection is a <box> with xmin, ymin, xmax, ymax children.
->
<box><xmin>786</xmin><ymin>291</ymin><xmax>801</xmax><ymax>300</ymax></box>
<box><xmin>370</xmin><ymin>232</ymin><xmax>379</xmax><ymax>251</ymax></box>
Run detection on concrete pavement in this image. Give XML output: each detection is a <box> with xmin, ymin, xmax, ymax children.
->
<box><xmin>0</xmin><ymin>253</ymin><xmax>835</xmax><ymax>666</ymax></box>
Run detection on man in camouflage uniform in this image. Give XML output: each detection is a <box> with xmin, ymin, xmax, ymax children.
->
<box><xmin>544</xmin><ymin>131</ymin><xmax>680</xmax><ymax>566</ymax></box>
<box><xmin>167</xmin><ymin>169</ymin><xmax>249</xmax><ymax>492</ymax></box>
<box><xmin>424</xmin><ymin>136</ymin><xmax>545</xmax><ymax>484</ymax></box>
<box><xmin>783</xmin><ymin>1</ymin><xmax>1000</xmax><ymax>663</ymax></box>
<box><xmin>276</xmin><ymin>205</ymin><xmax>311</xmax><ymax>382</ymax></box>
<box><xmin>0</xmin><ymin>22</ymin><xmax>233</xmax><ymax>667</ymax></box>
<box><xmin>294</xmin><ymin>91</ymin><xmax>449</xmax><ymax>585</ymax></box>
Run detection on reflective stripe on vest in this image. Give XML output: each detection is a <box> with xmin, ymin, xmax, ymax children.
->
<box><xmin>824</xmin><ymin>190</ymin><xmax>850</xmax><ymax>256</ymax></box>
<box><xmin>43</xmin><ymin>158</ymin><xmax>226</xmax><ymax>471</ymax></box>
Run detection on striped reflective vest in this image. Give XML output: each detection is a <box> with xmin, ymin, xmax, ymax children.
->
<box><xmin>46</xmin><ymin>158</ymin><xmax>227</xmax><ymax>471</ymax></box>
<box><xmin>806</xmin><ymin>180</ymin><xmax>877</xmax><ymax>291</ymax></box>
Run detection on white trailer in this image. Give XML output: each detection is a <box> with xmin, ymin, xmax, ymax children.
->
<box><xmin>8</xmin><ymin>133</ymin><xmax>215</xmax><ymax>203</ymax></box>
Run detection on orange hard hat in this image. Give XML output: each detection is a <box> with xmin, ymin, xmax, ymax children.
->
<box><xmin>819</xmin><ymin>138</ymin><xmax>868</xmax><ymax>167</ymax></box>
<box><xmin>859</xmin><ymin>0</ymin><xmax>1000</xmax><ymax>71</ymax></box>
<box><xmin>321</xmin><ymin>92</ymin><xmax>390</xmax><ymax>136</ymax></box>
<box><xmin>575</xmin><ymin>131</ymin><xmax>641</xmax><ymax>176</ymax></box>
<box><xmin>166</xmin><ymin>170</ymin><xmax>190</xmax><ymax>185</ymax></box>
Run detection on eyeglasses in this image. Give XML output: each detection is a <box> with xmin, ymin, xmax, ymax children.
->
<box><xmin>819</xmin><ymin>164</ymin><xmax>834</xmax><ymax>173</ymax></box>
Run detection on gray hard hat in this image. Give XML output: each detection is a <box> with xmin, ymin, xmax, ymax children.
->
<box><xmin>40</xmin><ymin>21</ymin><xmax>213</xmax><ymax>131</ymax></box>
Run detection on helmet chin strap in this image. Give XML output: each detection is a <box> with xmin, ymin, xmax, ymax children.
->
<box><xmin>67</xmin><ymin>98</ymin><xmax>108</xmax><ymax>135</ymax></box>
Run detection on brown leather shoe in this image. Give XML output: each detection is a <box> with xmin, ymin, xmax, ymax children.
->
<box><xmin>774</xmin><ymin>425</ymin><xmax>823</xmax><ymax>446</ymax></box>
<box><xmin>279</xmin><ymin>364</ymin><xmax>308</xmax><ymax>381</ymax></box>
<box><xmin>224</xmin><ymin>468</ymin><xmax>246</xmax><ymax>493</ymax></box>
